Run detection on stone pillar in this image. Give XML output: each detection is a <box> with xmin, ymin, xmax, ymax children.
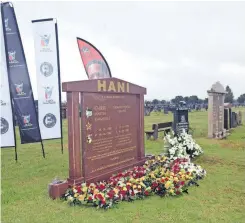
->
<box><xmin>207</xmin><ymin>82</ymin><xmax>226</xmax><ymax>139</ymax></box>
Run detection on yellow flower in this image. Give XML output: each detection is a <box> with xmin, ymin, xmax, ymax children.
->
<box><xmin>78</xmin><ymin>194</ymin><xmax>86</xmax><ymax>201</ymax></box>
<box><xmin>165</xmin><ymin>181</ymin><xmax>171</xmax><ymax>189</ymax></box>
<box><xmin>126</xmin><ymin>182</ymin><xmax>132</xmax><ymax>186</ymax></box>
<box><xmin>174</xmin><ymin>177</ymin><xmax>179</xmax><ymax>182</ymax></box>
<box><xmin>114</xmin><ymin>188</ymin><xmax>119</xmax><ymax>194</ymax></box>
<box><xmin>140</xmin><ymin>182</ymin><xmax>146</xmax><ymax>188</ymax></box>
<box><xmin>169</xmin><ymin>189</ymin><xmax>174</xmax><ymax>194</ymax></box>
<box><xmin>93</xmin><ymin>189</ymin><xmax>99</xmax><ymax>195</ymax></box>
<box><xmin>82</xmin><ymin>187</ymin><xmax>88</xmax><ymax>193</ymax></box>
<box><xmin>74</xmin><ymin>193</ymin><xmax>78</xmax><ymax>198</ymax></box>
<box><xmin>141</xmin><ymin>177</ymin><xmax>145</xmax><ymax>181</ymax></box>
<box><xmin>138</xmin><ymin>185</ymin><xmax>142</xmax><ymax>189</ymax></box>
<box><xmin>133</xmin><ymin>185</ymin><xmax>137</xmax><ymax>189</ymax></box>
<box><xmin>123</xmin><ymin>187</ymin><xmax>127</xmax><ymax>191</ymax></box>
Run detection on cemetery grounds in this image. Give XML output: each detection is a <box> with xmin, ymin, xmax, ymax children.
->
<box><xmin>1</xmin><ymin>108</ymin><xmax>245</xmax><ymax>223</ymax></box>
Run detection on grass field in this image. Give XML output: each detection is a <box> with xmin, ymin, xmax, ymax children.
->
<box><xmin>1</xmin><ymin>108</ymin><xmax>245</xmax><ymax>223</ymax></box>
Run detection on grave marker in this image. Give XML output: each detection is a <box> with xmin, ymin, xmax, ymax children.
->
<box><xmin>173</xmin><ymin>107</ymin><xmax>189</xmax><ymax>135</ymax></box>
<box><xmin>207</xmin><ymin>82</ymin><xmax>226</xmax><ymax>139</ymax></box>
<box><xmin>49</xmin><ymin>78</ymin><xmax>147</xmax><ymax>199</ymax></box>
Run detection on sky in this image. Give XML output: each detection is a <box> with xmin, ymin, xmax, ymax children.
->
<box><xmin>6</xmin><ymin>1</ymin><xmax>245</xmax><ymax>100</ymax></box>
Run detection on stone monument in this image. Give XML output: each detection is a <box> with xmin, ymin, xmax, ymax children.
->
<box><xmin>49</xmin><ymin>78</ymin><xmax>147</xmax><ymax>199</ymax></box>
<box><xmin>207</xmin><ymin>82</ymin><xmax>226</xmax><ymax>139</ymax></box>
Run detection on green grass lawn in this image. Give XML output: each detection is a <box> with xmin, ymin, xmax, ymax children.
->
<box><xmin>1</xmin><ymin>108</ymin><xmax>245</xmax><ymax>223</ymax></box>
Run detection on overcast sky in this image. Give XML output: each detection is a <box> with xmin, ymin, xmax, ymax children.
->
<box><xmin>9</xmin><ymin>1</ymin><xmax>245</xmax><ymax>100</ymax></box>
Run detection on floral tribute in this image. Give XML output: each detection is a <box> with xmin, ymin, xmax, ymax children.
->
<box><xmin>164</xmin><ymin>130</ymin><xmax>204</xmax><ymax>160</ymax></box>
<box><xmin>62</xmin><ymin>156</ymin><xmax>206</xmax><ymax>209</ymax></box>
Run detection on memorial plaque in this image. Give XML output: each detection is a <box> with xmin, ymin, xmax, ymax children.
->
<box><xmin>81</xmin><ymin>93</ymin><xmax>139</xmax><ymax>180</ymax></box>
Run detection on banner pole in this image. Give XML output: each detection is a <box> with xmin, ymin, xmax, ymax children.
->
<box><xmin>55</xmin><ymin>20</ymin><xmax>64</xmax><ymax>154</ymax></box>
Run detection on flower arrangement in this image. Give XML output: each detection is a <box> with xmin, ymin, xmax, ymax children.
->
<box><xmin>62</xmin><ymin>155</ymin><xmax>206</xmax><ymax>209</ymax></box>
<box><xmin>164</xmin><ymin>130</ymin><xmax>204</xmax><ymax>160</ymax></box>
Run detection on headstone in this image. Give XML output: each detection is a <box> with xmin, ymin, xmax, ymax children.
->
<box><xmin>231</xmin><ymin>112</ymin><xmax>238</xmax><ymax>128</ymax></box>
<box><xmin>49</xmin><ymin>78</ymin><xmax>147</xmax><ymax>199</ymax></box>
<box><xmin>207</xmin><ymin>82</ymin><xmax>226</xmax><ymax>139</ymax></box>
<box><xmin>224</xmin><ymin>108</ymin><xmax>230</xmax><ymax>130</ymax></box>
<box><xmin>173</xmin><ymin>107</ymin><xmax>189</xmax><ymax>135</ymax></box>
<box><xmin>164</xmin><ymin>107</ymin><xmax>169</xmax><ymax>114</ymax></box>
<box><xmin>144</xmin><ymin>107</ymin><xmax>151</xmax><ymax>116</ymax></box>
<box><xmin>238</xmin><ymin>111</ymin><xmax>242</xmax><ymax>125</ymax></box>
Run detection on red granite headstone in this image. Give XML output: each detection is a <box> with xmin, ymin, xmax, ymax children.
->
<box><xmin>49</xmin><ymin>78</ymin><xmax>147</xmax><ymax>199</ymax></box>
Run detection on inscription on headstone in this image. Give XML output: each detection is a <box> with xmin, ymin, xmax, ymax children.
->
<box><xmin>82</xmin><ymin>93</ymin><xmax>139</xmax><ymax>180</ymax></box>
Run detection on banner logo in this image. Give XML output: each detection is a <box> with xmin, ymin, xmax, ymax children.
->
<box><xmin>1</xmin><ymin>117</ymin><xmax>9</xmax><ymax>134</ymax></box>
<box><xmin>81</xmin><ymin>46</ymin><xmax>90</xmax><ymax>54</ymax></box>
<box><xmin>43</xmin><ymin>86</ymin><xmax>55</xmax><ymax>104</ymax></box>
<box><xmin>8</xmin><ymin>51</ymin><xmax>19</xmax><ymax>64</ymax></box>
<box><xmin>0</xmin><ymin>100</ymin><xmax>7</xmax><ymax>106</ymax></box>
<box><xmin>22</xmin><ymin>114</ymin><xmax>32</xmax><ymax>127</ymax></box>
<box><xmin>4</xmin><ymin>18</ymin><xmax>11</xmax><ymax>32</ymax></box>
<box><xmin>15</xmin><ymin>83</ymin><xmax>26</xmax><ymax>96</ymax></box>
<box><xmin>40</xmin><ymin>62</ymin><xmax>53</xmax><ymax>77</ymax></box>
<box><xmin>43</xmin><ymin>113</ymin><xmax>56</xmax><ymax>128</ymax></box>
<box><xmin>41</xmin><ymin>34</ymin><xmax>50</xmax><ymax>46</ymax></box>
<box><xmin>40</xmin><ymin>35</ymin><xmax>52</xmax><ymax>52</ymax></box>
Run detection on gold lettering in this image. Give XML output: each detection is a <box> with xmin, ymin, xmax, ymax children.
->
<box><xmin>108</xmin><ymin>81</ymin><xmax>116</xmax><ymax>92</ymax></box>
<box><xmin>126</xmin><ymin>83</ymin><xmax>129</xmax><ymax>92</ymax></box>
<box><xmin>97</xmin><ymin>80</ymin><xmax>106</xmax><ymax>91</ymax></box>
<box><xmin>117</xmin><ymin>82</ymin><xmax>125</xmax><ymax>92</ymax></box>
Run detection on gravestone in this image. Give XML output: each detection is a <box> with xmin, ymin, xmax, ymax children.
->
<box><xmin>164</xmin><ymin>107</ymin><xmax>169</xmax><ymax>114</ymax></box>
<box><xmin>49</xmin><ymin>78</ymin><xmax>147</xmax><ymax>199</ymax></box>
<box><xmin>207</xmin><ymin>82</ymin><xmax>227</xmax><ymax>139</ymax></box>
<box><xmin>173</xmin><ymin>107</ymin><xmax>189</xmax><ymax>135</ymax></box>
<box><xmin>237</xmin><ymin>111</ymin><xmax>242</xmax><ymax>125</ymax></box>
<box><xmin>231</xmin><ymin>112</ymin><xmax>238</xmax><ymax>128</ymax></box>
<box><xmin>224</xmin><ymin>108</ymin><xmax>230</xmax><ymax>130</ymax></box>
<box><xmin>144</xmin><ymin>107</ymin><xmax>151</xmax><ymax>116</ymax></box>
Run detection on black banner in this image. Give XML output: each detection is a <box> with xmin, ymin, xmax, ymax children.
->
<box><xmin>1</xmin><ymin>2</ymin><xmax>42</xmax><ymax>145</ymax></box>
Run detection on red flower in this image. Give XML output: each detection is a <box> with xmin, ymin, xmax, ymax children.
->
<box><xmin>126</xmin><ymin>185</ymin><xmax>131</xmax><ymax>190</ymax></box>
<box><xmin>88</xmin><ymin>196</ymin><xmax>93</xmax><ymax>201</ymax></box>
<box><xmin>176</xmin><ymin>191</ymin><xmax>181</xmax><ymax>195</ymax></box>
<box><xmin>180</xmin><ymin>181</ymin><xmax>185</xmax><ymax>186</ymax></box>
<box><xmin>97</xmin><ymin>194</ymin><xmax>103</xmax><ymax>201</ymax></box>
<box><xmin>101</xmin><ymin>200</ymin><xmax>106</xmax><ymax>205</ymax></box>
<box><xmin>98</xmin><ymin>184</ymin><xmax>105</xmax><ymax>191</ymax></box>
<box><xmin>76</xmin><ymin>186</ymin><xmax>81</xmax><ymax>193</ymax></box>
<box><xmin>107</xmin><ymin>190</ymin><xmax>115</xmax><ymax>199</ymax></box>
<box><xmin>144</xmin><ymin>191</ymin><xmax>149</xmax><ymax>196</ymax></box>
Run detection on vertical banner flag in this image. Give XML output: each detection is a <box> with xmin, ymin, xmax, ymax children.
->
<box><xmin>32</xmin><ymin>19</ymin><xmax>62</xmax><ymax>141</ymax></box>
<box><xmin>1</xmin><ymin>3</ymin><xmax>43</xmax><ymax>148</ymax></box>
<box><xmin>77</xmin><ymin>37</ymin><xmax>112</xmax><ymax>79</ymax></box>
<box><xmin>0</xmin><ymin>6</ymin><xmax>15</xmax><ymax>148</ymax></box>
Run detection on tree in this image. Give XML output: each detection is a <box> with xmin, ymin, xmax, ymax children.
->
<box><xmin>189</xmin><ymin>95</ymin><xmax>199</xmax><ymax>104</ymax></box>
<box><xmin>161</xmin><ymin>100</ymin><xmax>166</xmax><ymax>104</ymax></box>
<box><xmin>171</xmin><ymin>96</ymin><xmax>184</xmax><ymax>104</ymax></box>
<box><xmin>224</xmin><ymin>85</ymin><xmax>234</xmax><ymax>103</ymax></box>
<box><xmin>152</xmin><ymin>99</ymin><xmax>159</xmax><ymax>105</ymax></box>
<box><xmin>237</xmin><ymin>93</ymin><xmax>245</xmax><ymax>103</ymax></box>
<box><xmin>184</xmin><ymin>96</ymin><xmax>189</xmax><ymax>103</ymax></box>
<box><xmin>204</xmin><ymin>98</ymin><xmax>208</xmax><ymax>104</ymax></box>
